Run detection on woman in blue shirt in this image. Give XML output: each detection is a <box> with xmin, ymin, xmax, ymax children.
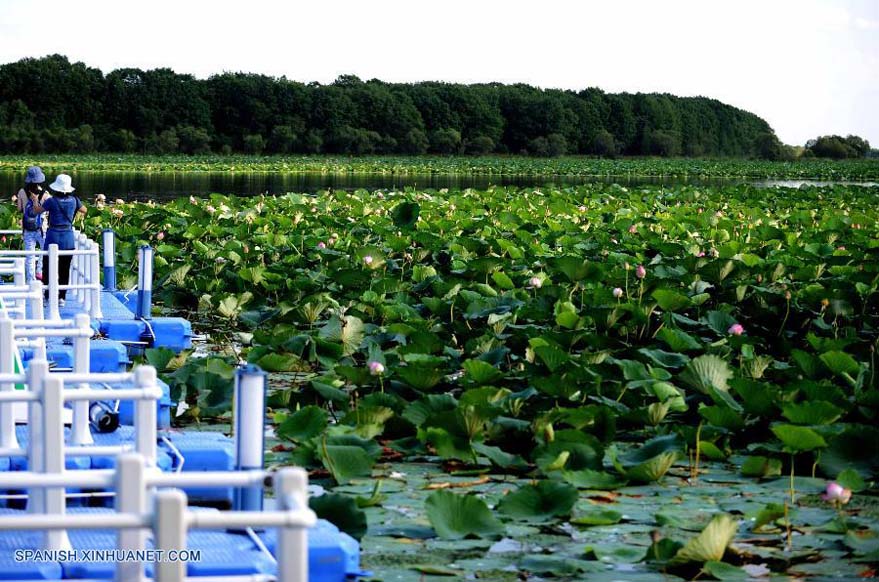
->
<box><xmin>29</xmin><ymin>174</ymin><xmax>87</xmax><ymax>301</ymax></box>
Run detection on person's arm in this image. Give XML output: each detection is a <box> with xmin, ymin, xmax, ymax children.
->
<box><xmin>30</xmin><ymin>192</ymin><xmax>45</xmax><ymax>213</ymax></box>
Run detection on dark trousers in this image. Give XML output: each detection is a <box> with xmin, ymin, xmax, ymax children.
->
<box><xmin>43</xmin><ymin>254</ymin><xmax>73</xmax><ymax>300</ymax></box>
<box><xmin>43</xmin><ymin>228</ymin><xmax>76</xmax><ymax>301</ymax></box>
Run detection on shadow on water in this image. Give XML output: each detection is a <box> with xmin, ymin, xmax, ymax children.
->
<box><xmin>1</xmin><ymin>171</ymin><xmax>876</xmax><ymax>202</ymax></box>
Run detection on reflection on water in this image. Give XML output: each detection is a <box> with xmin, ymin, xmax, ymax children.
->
<box><xmin>0</xmin><ymin>171</ymin><xmax>875</xmax><ymax>202</ymax></box>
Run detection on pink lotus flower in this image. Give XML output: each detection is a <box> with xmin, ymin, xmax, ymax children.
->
<box><xmin>728</xmin><ymin>323</ymin><xmax>744</xmax><ymax>336</ymax></box>
<box><xmin>697</xmin><ymin>251</ymin><xmax>706</xmax><ymax>257</ymax></box>
<box><xmin>317</xmin><ymin>242</ymin><xmax>326</xmax><ymax>250</ymax></box>
<box><xmin>368</xmin><ymin>361</ymin><xmax>385</xmax><ymax>376</ymax></box>
<box><xmin>635</xmin><ymin>265</ymin><xmax>646</xmax><ymax>279</ymax></box>
<box><xmin>363</xmin><ymin>255</ymin><xmax>374</xmax><ymax>265</ymax></box>
<box><xmin>613</xmin><ymin>287</ymin><xmax>623</xmax><ymax>298</ymax></box>
<box><xmin>157</xmin><ymin>231</ymin><xmax>165</xmax><ymax>241</ymax></box>
<box><xmin>628</xmin><ymin>224</ymin><xmax>638</xmax><ymax>234</ymax></box>
<box><xmin>528</xmin><ymin>276</ymin><xmax>543</xmax><ymax>289</ymax></box>
<box><xmin>821</xmin><ymin>482</ymin><xmax>852</xmax><ymax>505</ymax></box>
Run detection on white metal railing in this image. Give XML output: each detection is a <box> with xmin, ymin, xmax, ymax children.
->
<box><xmin>0</xmin><ymin>229</ymin><xmax>104</xmax><ymax>320</ymax></box>
<box><xmin>0</xmin><ymin>284</ymin><xmax>305</xmax><ymax>582</ymax></box>
<box><xmin>0</xmin><ymin>452</ymin><xmax>315</xmax><ymax>582</ymax></box>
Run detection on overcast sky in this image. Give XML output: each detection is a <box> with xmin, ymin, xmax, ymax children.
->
<box><xmin>1</xmin><ymin>0</ymin><xmax>877</xmax><ymax>147</ymax></box>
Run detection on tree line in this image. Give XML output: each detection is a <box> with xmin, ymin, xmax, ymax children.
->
<box><xmin>0</xmin><ymin>54</ymin><xmax>865</xmax><ymax>159</ymax></box>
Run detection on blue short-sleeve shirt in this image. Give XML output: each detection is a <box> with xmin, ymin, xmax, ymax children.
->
<box><xmin>43</xmin><ymin>196</ymin><xmax>81</xmax><ymax>230</ymax></box>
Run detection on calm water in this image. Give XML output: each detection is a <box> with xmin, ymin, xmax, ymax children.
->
<box><xmin>1</xmin><ymin>171</ymin><xmax>875</xmax><ymax>202</ymax></box>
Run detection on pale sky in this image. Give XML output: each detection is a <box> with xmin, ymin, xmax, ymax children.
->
<box><xmin>1</xmin><ymin>0</ymin><xmax>877</xmax><ymax>147</ymax></box>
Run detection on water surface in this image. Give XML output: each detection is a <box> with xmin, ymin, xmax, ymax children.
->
<box><xmin>1</xmin><ymin>171</ymin><xmax>875</xmax><ymax>202</ymax></box>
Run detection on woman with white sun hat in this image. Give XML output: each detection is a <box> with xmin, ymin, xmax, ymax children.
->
<box><xmin>29</xmin><ymin>174</ymin><xmax>87</xmax><ymax>302</ymax></box>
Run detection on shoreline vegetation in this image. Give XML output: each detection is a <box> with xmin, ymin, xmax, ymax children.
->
<box><xmin>1</xmin><ymin>154</ymin><xmax>879</xmax><ymax>180</ymax></box>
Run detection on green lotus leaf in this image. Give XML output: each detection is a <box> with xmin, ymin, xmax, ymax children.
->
<box><xmin>781</xmin><ymin>401</ymin><xmax>844</xmax><ymax>425</ymax></box>
<box><xmin>613</xmin><ymin>434</ymin><xmax>682</xmax><ymax>483</ymax></box>
<box><xmin>309</xmin><ymin>493</ymin><xmax>368</xmax><ymax>541</ymax></box>
<box><xmin>391</xmin><ymin>201</ymin><xmax>420</xmax><ymax>228</ymax></box>
<box><xmin>652</xmin><ymin>289</ymin><xmax>692</xmax><ymax>312</ymax></box>
<box><xmin>740</xmin><ymin>455</ymin><xmax>782</xmax><ymax>478</ymax></box>
<box><xmin>670</xmin><ymin>513</ymin><xmax>739</xmax><ymax>565</ymax></box>
<box><xmin>317</xmin><ymin>434</ymin><xmax>381</xmax><ymax>484</ymax></box>
<box><xmin>657</xmin><ymin>327</ymin><xmax>702</xmax><ymax>352</ymax></box>
<box><xmin>425</xmin><ymin>490</ymin><xmax>504</xmax><ymax>540</ymax></box>
<box><xmin>571</xmin><ymin>508</ymin><xmax>623</xmax><ymax>526</ymax></box>
<box><xmin>679</xmin><ymin>354</ymin><xmax>732</xmax><ymax>394</ymax></box>
<box><xmin>771</xmin><ymin>424</ymin><xmax>828</xmax><ymax>452</ymax></box>
<box><xmin>497</xmin><ymin>480</ymin><xmax>577</xmax><ymax>521</ymax></box>
<box><xmin>819</xmin><ymin>350</ymin><xmax>860</xmax><ymax>376</ymax></box>
<box><xmin>462</xmin><ymin>359</ymin><xmax>503</xmax><ymax>384</ymax></box>
<box><xmin>318</xmin><ymin>314</ymin><xmax>365</xmax><ymax>356</ymax></box>
<box><xmin>276</xmin><ymin>405</ymin><xmax>328</xmax><ymax>442</ymax></box>
<box><xmin>560</xmin><ymin>469</ymin><xmax>628</xmax><ymax>490</ymax></box>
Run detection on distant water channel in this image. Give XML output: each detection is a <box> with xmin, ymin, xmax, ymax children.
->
<box><xmin>0</xmin><ymin>171</ymin><xmax>876</xmax><ymax>202</ymax></box>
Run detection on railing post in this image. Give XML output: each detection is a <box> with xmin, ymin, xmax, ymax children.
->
<box><xmin>115</xmin><ymin>453</ymin><xmax>147</xmax><ymax>582</ymax></box>
<box><xmin>70</xmin><ymin>313</ymin><xmax>93</xmax><ymax>445</ymax></box>
<box><xmin>26</xmin><ymin>359</ymin><xmax>49</xmax><ymax>514</ymax></box>
<box><xmin>13</xmin><ymin>257</ymin><xmax>24</xmax><ymax>288</ymax></box>
<box><xmin>276</xmin><ymin>468</ymin><xmax>310</xmax><ymax>582</ymax></box>
<box><xmin>0</xmin><ymin>313</ymin><xmax>19</xmax><ymax>450</ymax></box>
<box><xmin>135</xmin><ymin>366</ymin><xmax>157</xmax><ymax>467</ymax></box>
<box><xmin>69</xmin><ymin>236</ymin><xmax>79</xmax><ymax>304</ymax></box>
<box><xmin>234</xmin><ymin>364</ymin><xmax>266</xmax><ymax>512</ymax></box>
<box><xmin>136</xmin><ymin>245</ymin><xmax>153</xmax><ymax>320</ymax></box>
<box><xmin>41</xmin><ymin>375</ymin><xmax>72</xmax><ymax>551</ymax></box>
<box><xmin>80</xmin><ymin>233</ymin><xmax>88</xmax><ymax>304</ymax></box>
<box><xmin>74</xmin><ymin>233</ymin><xmax>86</xmax><ymax>305</ymax></box>
<box><xmin>48</xmin><ymin>244</ymin><xmax>60</xmax><ymax>320</ymax></box>
<box><xmin>154</xmin><ymin>489</ymin><xmax>187</xmax><ymax>582</ymax></box>
<box><xmin>90</xmin><ymin>240</ymin><xmax>103</xmax><ymax>319</ymax></box>
<box><xmin>102</xmin><ymin>229</ymin><xmax>117</xmax><ymax>291</ymax></box>
<box><xmin>28</xmin><ymin>279</ymin><xmax>44</xmax><ymax>322</ymax></box>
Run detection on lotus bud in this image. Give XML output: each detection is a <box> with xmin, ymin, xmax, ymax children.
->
<box><xmin>317</xmin><ymin>242</ymin><xmax>326</xmax><ymax>250</ymax></box>
<box><xmin>635</xmin><ymin>265</ymin><xmax>646</xmax><ymax>279</ymax></box>
<box><xmin>368</xmin><ymin>361</ymin><xmax>385</xmax><ymax>376</ymax></box>
<box><xmin>528</xmin><ymin>276</ymin><xmax>543</xmax><ymax>289</ymax></box>
<box><xmin>821</xmin><ymin>482</ymin><xmax>852</xmax><ymax>505</ymax></box>
<box><xmin>613</xmin><ymin>287</ymin><xmax>624</xmax><ymax>298</ymax></box>
<box><xmin>543</xmin><ymin>422</ymin><xmax>555</xmax><ymax>443</ymax></box>
<box><xmin>363</xmin><ymin>255</ymin><xmax>374</xmax><ymax>265</ymax></box>
<box><xmin>728</xmin><ymin>323</ymin><xmax>744</xmax><ymax>336</ymax></box>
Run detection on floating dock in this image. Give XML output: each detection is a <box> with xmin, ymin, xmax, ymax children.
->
<box><xmin>0</xmin><ymin>229</ymin><xmax>363</xmax><ymax>581</ymax></box>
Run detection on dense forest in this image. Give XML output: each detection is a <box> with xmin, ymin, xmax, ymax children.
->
<box><xmin>0</xmin><ymin>54</ymin><xmax>790</xmax><ymax>158</ymax></box>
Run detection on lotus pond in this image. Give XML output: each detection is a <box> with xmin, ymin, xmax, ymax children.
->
<box><xmin>6</xmin><ymin>182</ymin><xmax>879</xmax><ymax>580</ymax></box>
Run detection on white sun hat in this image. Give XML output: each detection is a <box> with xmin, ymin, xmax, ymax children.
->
<box><xmin>49</xmin><ymin>174</ymin><xmax>75</xmax><ymax>193</ymax></box>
